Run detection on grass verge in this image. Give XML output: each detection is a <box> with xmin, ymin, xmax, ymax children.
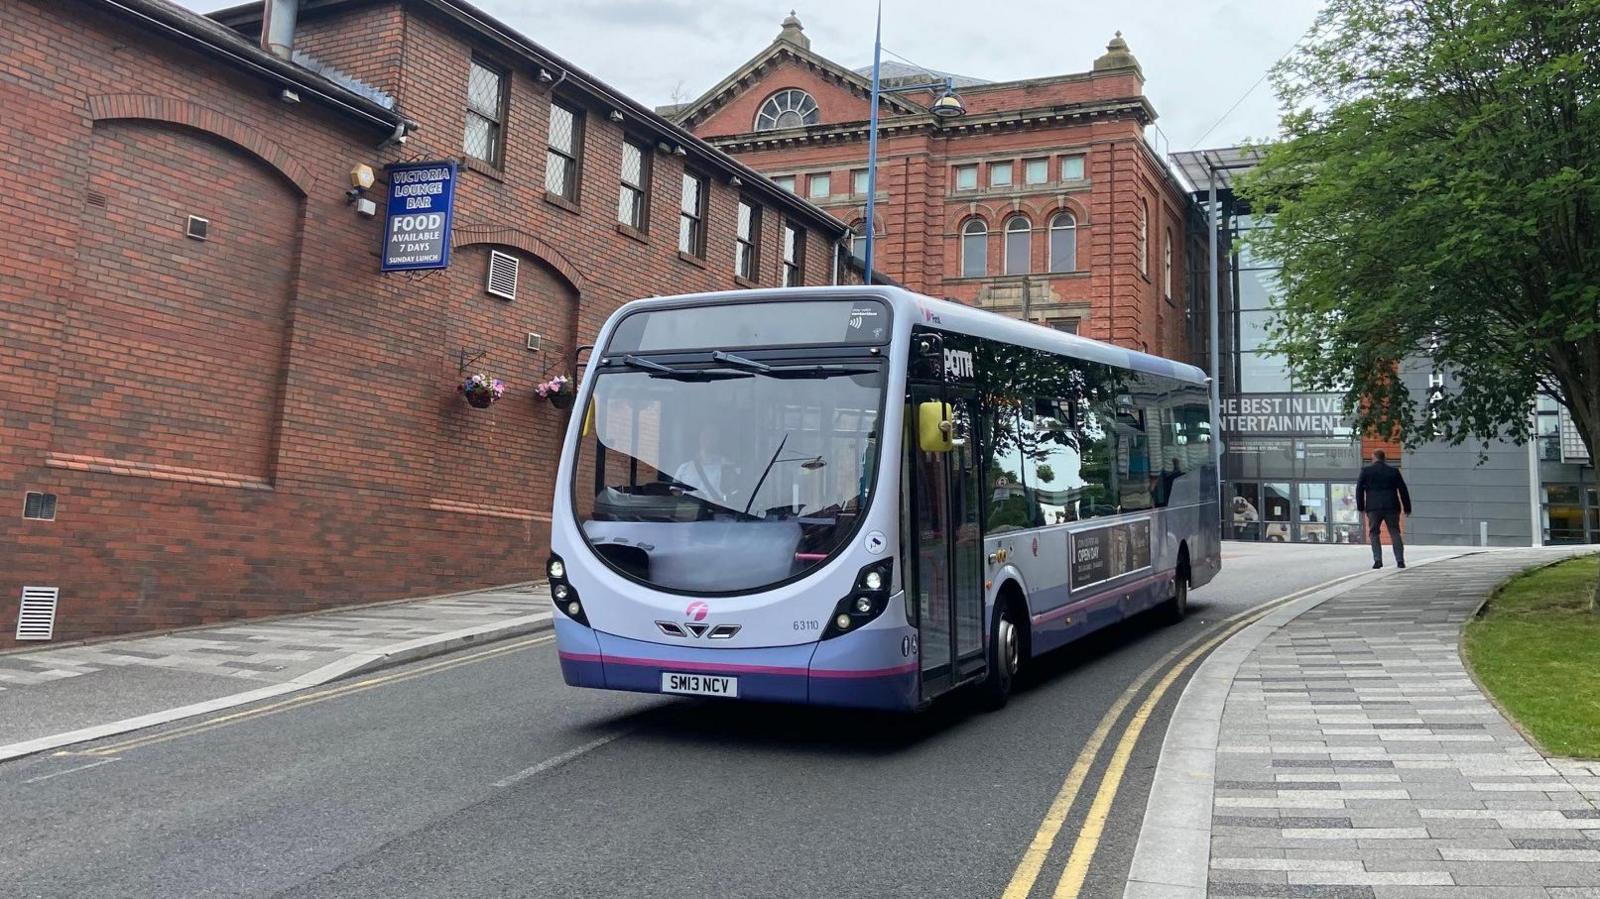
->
<box><xmin>1463</xmin><ymin>554</ymin><xmax>1600</xmax><ymax>758</ymax></box>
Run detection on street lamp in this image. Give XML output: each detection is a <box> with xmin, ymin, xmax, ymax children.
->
<box><xmin>861</xmin><ymin>1</ymin><xmax>966</xmax><ymax>284</ymax></box>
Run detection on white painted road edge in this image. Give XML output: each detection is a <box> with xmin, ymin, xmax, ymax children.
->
<box><xmin>0</xmin><ymin>612</ymin><xmax>554</xmax><ymax>763</ymax></box>
<box><xmin>1120</xmin><ymin>553</ymin><xmax>1473</xmax><ymax>899</ymax></box>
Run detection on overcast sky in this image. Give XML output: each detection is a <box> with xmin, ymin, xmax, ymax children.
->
<box><xmin>192</xmin><ymin>0</ymin><xmax>1323</xmax><ymax>150</ymax></box>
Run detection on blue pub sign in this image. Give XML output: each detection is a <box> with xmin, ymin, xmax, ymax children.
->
<box><xmin>381</xmin><ymin>161</ymin><xmax>457</xmax><ymax>272</ymax></box>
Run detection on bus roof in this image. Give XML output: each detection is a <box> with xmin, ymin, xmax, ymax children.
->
<box><xmin>610</xmin><ymin>285</ymin><xmax>1209</xmax><ymax>386</ymax></box>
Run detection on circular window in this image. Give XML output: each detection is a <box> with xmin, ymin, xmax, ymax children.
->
<box><xmin>755</xmin><ymin>89</ymin><xmax>819</xmax><ymax>131</ymax></box>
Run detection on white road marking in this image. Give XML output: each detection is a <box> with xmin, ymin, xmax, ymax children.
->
<box><xmin>24</xmin><ymin>758</ymin><xmax>119</xmax><ymax>784</ymax></box>
<box><xmin>493</xmin><ymin>733</ymin><xmax>626</xmax><ymax>787</ymax></box>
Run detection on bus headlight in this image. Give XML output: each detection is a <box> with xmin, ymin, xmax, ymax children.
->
<box><xmin>547</xmin><ymin>554</ymin><xmax>588</xmax><ymax>626</ymax></box>
<box><xmin>822</xmin><ymin>560</ymin><xmax>893</xmax><ymax>639</ymax></box>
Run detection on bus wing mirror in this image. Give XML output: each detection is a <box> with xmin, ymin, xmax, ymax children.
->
<box><xmin>918</xmin><ymin>401</ymin><xmax>954</xmax><ymax>453</ymax></box>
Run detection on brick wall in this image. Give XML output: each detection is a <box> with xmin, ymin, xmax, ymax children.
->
<box><xmin>0</xmin><ymin>0</ymin><xmax>845</xmax><ymax>647</ymax></box>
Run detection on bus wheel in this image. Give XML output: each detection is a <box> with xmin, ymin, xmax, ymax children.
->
<box><xmin>979</xmin><ymin>605</ymin><xmax>1020</xmax><ymax>710</ymax></box>
<box><xmin>1164</xmin><ymin>572</ymin><xmax>1189</xmax><ymax>624</ymax></box>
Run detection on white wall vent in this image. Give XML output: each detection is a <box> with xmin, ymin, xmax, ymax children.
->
<box><xmin>526</xmin><ymin>332</ymin><xmax>543</xmax><ymax>352</ymax></box>
<box><xmin>186</xmin><ymin>215</ymin><xmax>209</xmax><ymax>241</ymax></box>
<box><xmin>486</xmin><ymin>250</ymin><xmax>519</xmax><ymax>300</ymax></box>
<box><xmin>16</xmin><ymin>586</ymin><xmax>58</xmax><ymax>641</ymax></box>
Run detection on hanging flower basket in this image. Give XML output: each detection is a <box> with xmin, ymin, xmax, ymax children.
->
<box><xmin>535</xmin><ymin>374</ymin><xmax>574</xmax><ymax>409</ymax></box>
<box><xmin>459</xmin><ymin>373</ymin><xmax>505</xmax><ymax>409</ymax></box>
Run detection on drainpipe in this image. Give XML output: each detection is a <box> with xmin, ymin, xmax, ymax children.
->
<box><xmin>261</xmin><ymin>0</ymin><xmax>298</xmax><ymax>59</ymax></box>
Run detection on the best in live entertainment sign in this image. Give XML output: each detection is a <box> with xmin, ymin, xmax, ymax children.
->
<box><xmin>1220</xmin><ymin>394</ymin><xmax>1350</xmax><ymax>437</ymax></box>
<box><xmin>381</xmin><ymin>161</ymin><xmax>457</xmax><ymax>272</ymax></box>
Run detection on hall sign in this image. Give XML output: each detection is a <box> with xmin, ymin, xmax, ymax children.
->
<box><xmin>1221</xmin><ymin>394</ymin><xmax>1349</xmax><ymax>437</ymax></box>
<box><xmin>381</xmin><ymin>161</ymin><xmax>457</xmax><ymax>272</ymax></box>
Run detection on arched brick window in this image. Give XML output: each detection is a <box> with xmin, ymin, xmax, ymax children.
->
<box><xmin>755</xmin><ymin>89</ymin><xmax>819</xmax><ymax>131</ymax></box>
<box><xmin>1049</xmin><ymin>212</ymin><xmax>1078</xmax><ymax>273</ymax></box>
<box><xmin>960</xmin><ymin>218</ymin><xmax>988</xmax><ymax>278</ymax></box>
<box><xmin>1003</xmin><ymin>214</ymin><xmax>1032</xmax><ymax>276</ymax></box>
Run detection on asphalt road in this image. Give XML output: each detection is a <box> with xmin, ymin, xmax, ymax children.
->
<box><xmin>0</xmin><ymin>543</ymin><xmax>1456</xmax><ymax>899</ymax></box>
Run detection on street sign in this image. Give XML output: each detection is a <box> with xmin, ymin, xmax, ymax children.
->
<box><xmin>381</xmin><ymin>161</ymin><xmax>457</xmax><ymax>272</ymax></box>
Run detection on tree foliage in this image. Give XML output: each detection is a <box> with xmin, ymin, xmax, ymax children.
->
<box><xmin>1240</xmin><ymin>0</ymin><xmax>1600</xmax><ymax>455</ymax></box>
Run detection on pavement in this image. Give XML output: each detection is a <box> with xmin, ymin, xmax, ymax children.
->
<box><xmin>0</xmin><ymin>583</ymin><xmax>551</xmax><ymax>760</ymax></box>
<box><xmin>0</xmin><ymin>542</ymin><xmax>1478</xmax><ymax>899</ymax></box>
<box><xmin>1125</xmin><ymin>547</ymin><xmax>1600</xmax><ymax>899</ymax></box>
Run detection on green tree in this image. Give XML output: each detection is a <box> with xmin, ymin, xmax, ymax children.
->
<box><xmin>1245</xmin><ymin>0</ymin><xmax>1599</xmax><ymax>451</ymax></box>
<box><xmin>1242</xmin><ymin>0</ymin><xmax>1600</xmax><ymax>604</ymax></box>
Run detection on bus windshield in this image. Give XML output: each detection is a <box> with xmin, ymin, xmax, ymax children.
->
<box><xmin>572</xmin><ymin>361</ymin><xmax>885</xmax><ymax>594</ymax></box>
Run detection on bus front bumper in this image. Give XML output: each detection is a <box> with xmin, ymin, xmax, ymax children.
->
<box><xmin>554</xmin><ymin>616</ymin><xmax>919</xmax><ymax>711</ymax></box>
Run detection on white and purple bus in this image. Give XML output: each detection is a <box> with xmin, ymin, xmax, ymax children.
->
<box><xmin>549</xmin><ymin>286</ymin><xmax>1220</xmax><ymax>710</ymax></box>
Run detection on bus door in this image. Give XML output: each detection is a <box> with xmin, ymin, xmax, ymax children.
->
<box><xmin>909</xmin><ymin>386</ymin><xmax>986</xmax><ymax>699</ymax></box>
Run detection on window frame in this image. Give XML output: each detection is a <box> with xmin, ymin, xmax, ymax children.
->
<box><xmin>782</xmin><ymin>221</ymin><xmax>806</xmax><ymax>287</ymax></box>
<box><xmin>953</xmin><ymin>164</ymin><xmax>978</xmax><ymax>191</ymax></box>
<box><xmin>678</xmin><ymin>170</ymin><xmax>708</xmax><ymax>258</ymax></box>
<box><xmin>754</xmin><ymin>88</ymin><xmax>820</xmax><ymax>131</ymax></box>
<box><xmin>1003</xmin><ymin>214</ymin><xmax>1032</xmax><ymax>276</ymax></box>
<box><xmin>545</xmin><ymin>99</ymin><xmax>585</xmax><ymax>203</ymax></box>
<box><xmin>735</xmin><ymin>198</ymin><xmax>761</xmax><ymax>281</ymax></box>
<box><xmin>1048</xmin><ymin>211</ymin><xmax>1078</xmax><ymax>273</ymax></box>
<box><xmin>1137</xmin><ymin>198</ymin><xmax>1149</xmax><ymax>276</ymax></box>
<box><xmin>1060</xmin><ymin>154</ymin><xmax>1086</xmax><ymax>182</ymax></box>
<box><xmin>1163</xmin><ymin>227</ymin><xmax>1173</xmax><ymax>299</ymax></box>
<box><xmin>1023</xmin><ymin>157</ymin><xmax>1049</xmax><ymax>185</ymax></box>
<box><xmin>852</xmin><ymin>168</ymin><xmax>869</xmax><ymax>196</ymax></box>
<box><xmin>463</xmin><ymin>57</ymin><xmax>508</xmax><ymax>169</ymax></box>
<box><xmin>989</xmin><ymin>161</ymin><xmax>1014</xmax><ymax>189</ymax></box>
<box><xmin>807</xmin><ymin>172</ymin><xmax>831</xmax><ymax>200</ymax></box>
<box><xmin>617</xmin><ymin>136</ymin><xmax>651</xmax><ymax>231</ymax></box>
<box><xmin>960</xmin><ymin>218</ymin><xmax>988</xmax><ymax>278</ymax></box>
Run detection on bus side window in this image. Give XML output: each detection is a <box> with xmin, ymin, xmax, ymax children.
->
<box><xmin>985</xmin><ymin>404</ymin><xmax>1033</xmax><ymax>533</ymax></box>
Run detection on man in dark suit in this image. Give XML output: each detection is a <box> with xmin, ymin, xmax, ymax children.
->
<box><xmin>1356</xmin><ymin>449</ymin><xmax>1412</xmax><ymax>569</ymax></box>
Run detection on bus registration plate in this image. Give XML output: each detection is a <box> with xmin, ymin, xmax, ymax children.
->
<box><xmin>661</xmin><ymin>672</ymin><xmax>738</xmax><ymax>698</ymax></box>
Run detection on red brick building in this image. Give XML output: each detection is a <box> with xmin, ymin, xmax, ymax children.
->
<box><xmin>0</xmin><ymin>0</ymin><xmax>852</xmax><ymax>646</ymax></box>
<box><xmin>671</xmin><ymin>15</ymin><xmax>1204</xmax><ymax>360</ymax></box>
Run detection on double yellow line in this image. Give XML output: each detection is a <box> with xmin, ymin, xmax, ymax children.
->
<box><xmin>1001</xmin><ymin>572</ymin><xmax>1365</xmax><ymax>899</ymax></box>
<box><xmin>72</xmin><ymin>634</ymin><xmax>555</xmax><ymax>757</ymax></box>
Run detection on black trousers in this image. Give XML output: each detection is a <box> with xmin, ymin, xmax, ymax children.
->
<box><xmin>1367</xmin><ymin>510</ymin><xmax>1404</xmax><ymax>564</ymax></box>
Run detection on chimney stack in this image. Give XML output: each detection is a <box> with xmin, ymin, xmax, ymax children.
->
<box><xmin>261</xmin><ymin>0</ymin><xmax>299</xmax><ymax>60</ymax></box>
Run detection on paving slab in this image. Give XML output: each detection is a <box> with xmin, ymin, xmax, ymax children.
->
<box><xmin>1124</xmin><ymin>548</ymin><xmax>1600</xmax><ymax>897</ymax></box>
<box><xmin>0</xmin><ymin>583</ymin><xmax>551</xmax><ymax>759</ymax></box>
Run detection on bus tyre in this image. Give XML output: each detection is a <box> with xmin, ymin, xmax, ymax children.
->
<box><xmin>979</xmin><ymin>605</ymin><xmax>1020</xmax><ymax>710</ymax></box>
<box><xmin>1164</xmin><ymin>573</ymin><xmax>1189</xmax><ymax>624</ymax></box>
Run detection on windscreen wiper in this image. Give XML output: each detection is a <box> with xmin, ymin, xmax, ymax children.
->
<box><xmin>614</xmin><ymin>355</ymin><xmax>748</xmax><ymax>381</ymax></box>
<box><xmin>710</xmin><ymin>350</ymin><xmax>771</xmax><ymax>373</ymax></box>
<box><xmin>758</xmin><ymin>363</ymin><xmax>880</xmax><ymax>378</ymax></box>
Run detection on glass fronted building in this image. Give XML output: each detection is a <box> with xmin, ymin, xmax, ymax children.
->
<box><xmin>1171</xmin><ymin>146</ymin><xmax>1597</xmax><ymax>548</ymax></box>
<box><xmin>1171</xmin><ymin>148</ymin><xmax>1370</xmax><ymax>545</ymax></box>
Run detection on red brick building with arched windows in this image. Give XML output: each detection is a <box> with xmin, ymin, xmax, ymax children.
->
<box><xmin>0</xmin><ymin>0</ymin><xmax>855</xmax><ymax>646</ymax></box>
<box><xmin>668</xmin><ymin>14</ymin><xmax>1206</xmax><ymax>363</ymax></box>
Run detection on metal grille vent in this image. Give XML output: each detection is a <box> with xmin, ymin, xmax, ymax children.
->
<box><xmin>186</xmin><ymin>215</ymin><xmax>209</xmax><ymax>241</ymax></box>
<box><xmin>486</xmin><ymin>250</ymin><xmax>518</xmax><ymax>300</ymax></box>
<box><xmin>16</xmin><ymin>587</ymin><xmax>58</xmax><ymax>641</ymax></box>
<box><xmin>526</xmin><ymin>332</ymin><xmax>543</xmax><ymax>352</ymax></box>
<box><xmin>86</xmin><ymin>191</ymin><xmax>108</xmax><ymax>209</ymax></box>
